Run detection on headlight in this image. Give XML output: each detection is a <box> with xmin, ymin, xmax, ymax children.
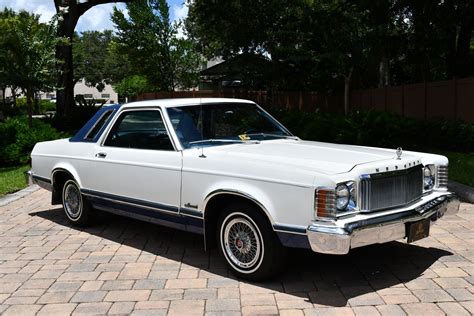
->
<box><xmin>424</xmin><ymin>164</ymin><xmax>435</xmax><ymax>190</ymax></box>
<box><xmin>335</xmin><ymin>184</ymin><xmax>350</xmax><ymax>210</ymax></box>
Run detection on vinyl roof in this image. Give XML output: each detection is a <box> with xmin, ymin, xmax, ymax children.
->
<box><xmin>122</xmin><ymin>98</ymin><xmax>255</xmax><ymax>108</ymax></box>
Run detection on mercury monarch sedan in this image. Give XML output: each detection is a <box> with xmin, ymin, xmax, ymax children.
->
<box><xmin>28</xmin><ymin>98</ymin><xmax>459</xmax><ymax>280</ymax></box>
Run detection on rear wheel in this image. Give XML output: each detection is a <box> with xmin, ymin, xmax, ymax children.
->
<box><xmin>62</xmin><ymin>179</ymin><xmax>92</xmax><ymax>226</ymax></box>
<box><xmin>217</xmin><ymin>203</ymin><xmax>286</xmax><ymax>281</ymax></box>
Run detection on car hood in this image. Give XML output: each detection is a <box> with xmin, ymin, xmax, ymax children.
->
<box><xmin>208</xmin><ymin>139</ymin><xmax>419</xmax><ymax>175</ymax></box>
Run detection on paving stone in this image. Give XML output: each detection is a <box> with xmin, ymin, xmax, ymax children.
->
<box><xmin>101</xmin><ymin>280</ymin><xmax>134</xmax><ymax>290</ymax></box>
<box><xmin>165</xmin><ymin>278</ymin><xmax>207</xmax><ymax>289</ymax></box>
<box><xmin>412</xmin><ymin>289</ymin><xmax>455</xmax><ymax>302</ymax></box>
<box><xmin>135</xmin><ymin>300</ymin><xmax>170</xmax><ymax>309</ymax></box>
<box><xmin>58</xmin><ymin>272</ymin><xmax>100</xmax><ymax>281</ymax></box>
<box><xmin>19</xmin><ymin>278</ymin><xmax>55</xmax><ymax>289</ymax></box>
<box><xmin>149</xmin><ymin>289</ymin><xmax>184</xmax><ymax>300</ymax></box>
<box><xmin>446</xmin><ymin>288</ymin><xmax>474</xmax><ymax>301</ymax></box>
<box><xmin>433</xmin><ymin>267</ymin><xmax>469</xmax><ymax>278</ymax></box>
<box><xmin>2</xmin><ymin>304</ymin><xmax>42</xmax><ymax>316</ymax></box>
<box><xmin>460</xmin><ymin>301</ymin><xmax>474</xmax><ymax>313</ymax></box>
<box><xmin>437</xmin><ymin>302</ymin><xmax>470</xmax><ymax>315</ymax></box>
<box><xmin>206</xmin><ymin>298</ymin><xmax>241</xmax><ymax>312</ymax></box>
<box><xmin>352</xmin><ymin>306</ymin><xmax>381</xmax><ymax>316</ymax></box>
<box><xmin>133</xmin><ymin>279</ymin><xmax>166</xmax><ymax>290</ymax></box>
<box><xmin>218</xmin><ymin>287</ymin><xmax>240</xmax><ymax>299</ymax></box>
<box><xmin>433</xmin><ymin>277</ymin><xmax>471</xmax><ymax>289</ymax></box>
<box><xmin>405</xmin><ymin>279</ymin><xmax>441</xmax><ymax>290</ymax></box>
<box><xmin>70</xmin><ymin>290</ymin><xmax>107</xmax><ymax>303</ymax></box>
<box><xmin>376</xmin><ymin>304</ymin><xmax>406</xmax><ymax>316</ymax></box>
<box><xmin>347</xmin><ymin>292</ymin><xmax>385</xmax><ymax>306</ymax></box>
<box><xmin>37</xmin><ymin>303</ymin><xmax>77</xmax><ymax>315</ymax></box>
<box><xmin>3</xmin><ymin>296</ymin><xmax>39</xmax><ymax>305</ymax></box>
<box><xmin>108</xmin><ymin>301</ymin><xmax>135</xmax><ymax>314</ymax></box>
<box><xmin>37</xmin><ymin>291</ymin><xmax>75</xmax><ymax>304</ymax></box>
<box><xmin>242</xmin><ymin>305</ymin><xmax>278</xmax><ymax>315</ymax></box>
<box><xmin>48</xmin><ymin>281</ymin><xmax>83</xmax><ymax>292</ymax></box>
<box><xmin>241</xmin><ymin>293</ymin><xmax>276</xmax><ymax>306</ymax></box>
<box><xmin>401</xmin><ymin>302</ymin><xmax>445</xmax><ymax>315</ymax></box>
<box><xmin>79</xmin><ymin>280</ymin><xmax>104</xmax><ymax>291</ymax></box>
<box><xmin>168</xmin><ymin>299</ymin><xmax>205</xmax><ymax>315</ymax></box>
<box><xmin>104</xmin><ymin>290</ymin><xmax>151</xmax><ymax>301</ymax></box>
<box><xmin>304</xmin><ymin>307</ymin><xmax>355</xmax><ymax>315</ymax></box>
<box><xmin>72</xmin><ymin>302</ymin><xmax>112</xmax><ymax>315</ymax></box>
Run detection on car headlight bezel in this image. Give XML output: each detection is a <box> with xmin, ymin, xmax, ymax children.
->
<box><xmin>335</xmin><ymin>184</ymin><xmax>350</xmax><ymax>210</ymax></box>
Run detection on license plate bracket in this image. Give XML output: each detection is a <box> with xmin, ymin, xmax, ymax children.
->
<box><xmin>407</xmin><ymin>219</ymin><xmax>431</xmax><ymax>243</ymax></box>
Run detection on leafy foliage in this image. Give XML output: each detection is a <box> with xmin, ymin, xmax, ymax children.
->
<box><xmin>272</xmin><ymin>109</ymin><xmax>474</xmax><ymax>153</ymax></box>
<box><xmin>186</xmin><ymin>0</ymin><xmax>474</xmax><ymax>92</ymax></box>
<box><xmin>0</xmin><ymin>117</ymin><xmax>64</xmax><ymax>166</ymax></box>
<box><xmin>111</xmin><ymin>0</ymin><xmax>203</xmax><ymax>91</ymax></box>
<box><xmin>113</xmin><ymin>75</ymin><xmax>151</xmax><ymax>99</ymax></box>
<box><xmin>0</xmin><ymin>9</ymin><xmax>61</xmax><ymax>125</ymax></box>
<box><xmin>73</xmin><ymin>30</ymin><xmax>115</xmax><ymax>91</ymax></box>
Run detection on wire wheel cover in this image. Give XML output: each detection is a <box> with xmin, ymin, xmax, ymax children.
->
<box><xmin>64</xmin><ymin>183</ymin><xmax>82</xmax><ymax>218</ymax></box>
<box><xmin>223</xmin><ymin>217</ymin><xmax>261</xmax><ymax>269</ymax></box>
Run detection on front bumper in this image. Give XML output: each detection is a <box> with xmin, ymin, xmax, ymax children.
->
<box><xmin>307</xmin><ymin>192</ymin><xmax>460</xmax><ymax>255</ymax></box>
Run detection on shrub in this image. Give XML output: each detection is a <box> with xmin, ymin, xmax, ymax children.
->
<box><xmin>271</xmin><ymin>109</ymin><xmax>473</xmax><ymax>153</ymax></box>
<box><xmin>0</xmin><ymin>117</ymin><xmax>64</xmax><ymax>166</ymax></box>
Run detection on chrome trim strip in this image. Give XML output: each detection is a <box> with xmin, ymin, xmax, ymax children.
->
<box><xmin>81</xmin><ymin>188</ymin><xmax>203</xmax><ymax>219</ymax></box>
<box><xmin>202</xmin><ymin>189</ymin><xmax>273</xmax><ymax>224</ymax></box>
<box><xmin>273</xmin><ymin>224</ymin><xmax>307</xmax><ymax>235</ymax></box>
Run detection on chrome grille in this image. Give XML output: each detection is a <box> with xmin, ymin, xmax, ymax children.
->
<box><xmin>360</xmin><ymin>166</ymin><xmax>423</xmax><ymax>212</ymax></box>
<box><xmin>437</xmin><ymin>165</ymin><xmax>448</xmax><ymax>188</ymax></box>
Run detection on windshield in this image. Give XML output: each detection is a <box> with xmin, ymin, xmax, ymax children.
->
<box><xmin>166</xmin><ymin>103</ymin><xmax>292</xmax><ymax>148</ymax></box>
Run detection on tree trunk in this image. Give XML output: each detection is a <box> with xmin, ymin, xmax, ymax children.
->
<box><xmin>54</xmin><ymin>0</ymin><xmax>133</xmax><ymax>119</ymax></box>
<box><xmin>344</xmin><ymin>67</ymin><xmax>354</xmax><ymax>115</ymax></box>
<box><xmin>11</xmin><ymin>87</ymin><xmax>17</xmax><ymax>106</ymax></box>
<box><xmin>1</xmin><ymin>87</ymin><xmax>5</xmax><ymax>107</ymax></box>
<box><xmin>26</xmin><ymin>88</ymin><xmax>33</xmax><ymax>128</ymax></box>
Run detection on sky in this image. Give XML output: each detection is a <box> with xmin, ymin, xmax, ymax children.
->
<box><xmin>0</xmin><ymin>0</ymin><xmax>189</xmax><ymax>32</ymax></box>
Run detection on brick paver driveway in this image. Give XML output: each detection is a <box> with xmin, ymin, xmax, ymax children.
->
<box><xmin>1</xmin><ymin>188</ymin><xmax>473</xmax><ymax>315</ymax></box>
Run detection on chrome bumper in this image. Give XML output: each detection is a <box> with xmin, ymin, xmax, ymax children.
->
<box><xmin>25</xmin><ymin>170</ymin><xmax>52</xmax><ymax>191</ymax></box>
<box><xmin>307</xmin><ymin>192</ymin><xmax>460</xmax><ymax>255</ymax></box>
<box><xmin>25</xmin><ymin>170</ymin><xmax>33</xmax><ymax>185</ymax></box>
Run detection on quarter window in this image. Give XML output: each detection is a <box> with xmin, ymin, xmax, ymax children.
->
<box><xmin>104</xmin><ymin>110</ymin><xmax>174</xmax><ymax>151</ymax></box>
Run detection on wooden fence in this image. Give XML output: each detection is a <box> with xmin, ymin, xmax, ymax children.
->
<box><xmin>137</xmin><ymin>77</ymin><xmax>474</xmax><ymax>122</ymax></box>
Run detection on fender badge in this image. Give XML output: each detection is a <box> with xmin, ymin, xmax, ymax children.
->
<box><xmin>396</xmin><ymin>147</ymin><xmax>403</xmax><ymax>160</ymax></box>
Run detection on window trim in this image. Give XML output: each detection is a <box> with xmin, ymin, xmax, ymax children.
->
<box><xmin>84</xmin><ymin>109</ymin><xmax>114</xmax><ymax>141</ymax></box>
<box><xmin>101</xmin><ymin>108</ymin><xmax>178</xmax><ymax>152</ymax></box>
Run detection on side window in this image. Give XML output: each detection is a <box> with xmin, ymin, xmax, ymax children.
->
<box><xmin>104</xmin><ymin>110</ymin><xmax>174</xmax><ymax>151</ymax></box>
<box><xmin>85</xmin><ymin>110</ymin><xmax>113</xmax><ymax>141</ymax></box>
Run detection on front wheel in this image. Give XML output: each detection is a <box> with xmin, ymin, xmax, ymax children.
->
<box><xmin>62</xmin><ymin>179</ymin><xmax>92</xmax><ymax>226</ymax></box>
<box><xmin>217</xmin><ymin>204</ymin><xmax>286</xmax><ymax>281</ymax></box>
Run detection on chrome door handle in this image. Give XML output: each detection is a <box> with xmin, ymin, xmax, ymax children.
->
<box><xmin>96</xmin><ymin>152</ymin><xmax>107</xmax><ymax>158</ymax></box>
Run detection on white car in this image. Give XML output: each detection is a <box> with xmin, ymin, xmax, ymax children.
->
<box><xmin>28</xmin><ymin>98</ymin><xmax>459</xmax><ymax>280</ymax></box>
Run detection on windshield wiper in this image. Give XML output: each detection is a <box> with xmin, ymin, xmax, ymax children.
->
<box><xmin>245</xmin><ymin>133</ymin><xmax>299</xmax><ymax>140</ymax></box>
<box><xmin>188</xmin><ymin>139</ymin><xmax>260</xmax><ymax>145</ymax></box>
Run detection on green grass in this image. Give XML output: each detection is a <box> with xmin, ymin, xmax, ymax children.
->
<box><xmin>0</xmin><ymin>165</ymin><xmax>29</xmax><ymax>196</ymax></box>
<box><xmin>434</xmin><ymin>151</ymin><xmax>474</xmax><ymax>187</ymax></box>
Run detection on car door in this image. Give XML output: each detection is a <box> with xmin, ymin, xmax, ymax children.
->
<box><xmin>82</xmin><ymin>108</ymin><xmax>182</xmax><ymax>220</ymax></box>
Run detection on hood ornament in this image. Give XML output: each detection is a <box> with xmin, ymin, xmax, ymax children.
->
<box><xmin>396</xmin><ymin>147</ymin><xmax>403</xmax><ymax>160</ymax></box>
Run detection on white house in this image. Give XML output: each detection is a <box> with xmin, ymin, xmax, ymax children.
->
<box><xmin>2</xmin><ymin>80</ymin><xmax>118</xmax><ymax>104</ymax></box>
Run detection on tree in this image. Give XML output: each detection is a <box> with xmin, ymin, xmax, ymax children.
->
<box><xmin>73</xmin><ymin>30</ymin><xmax>114</xmax><ymax>91</ymax></box>
<box><xmin>111</xmin><ymin>0</ymin><xmax>203</xmax><ymax>91</ymax></box>
<box><xmin>113</xmin><ymin>75</ymin><xmax>150</xmax><ymax>100</ymax></box>
<box><xmin>54</xmin><ymin>0</ymin><xmax>134</xmax><ymax>119</ymax></box>
<box><xmin>1</xmin><ymin>10</ymin><xmax>59</xmax><ymax>127</ymax></box>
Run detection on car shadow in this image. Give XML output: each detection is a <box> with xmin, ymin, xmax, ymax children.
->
<box><xmin>30</xmin><ymin>207</ymin><xmax>453</xmax><ymax>307</ymax></box>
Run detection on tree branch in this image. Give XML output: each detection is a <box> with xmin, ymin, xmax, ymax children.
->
<box><xmin>77</xmin><ymin>0</ymin><xmax>134</xmax><ymax>16</ymax></box>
